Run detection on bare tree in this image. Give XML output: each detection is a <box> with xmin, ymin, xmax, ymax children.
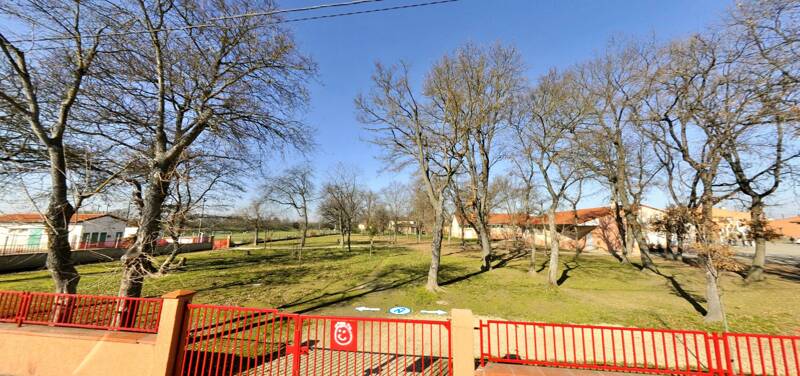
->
<box><xmin>264</xmin><ymin>164</ymin><xmax>314</xmax><ymax>259</ymax></box>
<box><xmin>159</xmin><ymin>151</ymin><xmax>237</xmax><ymax>272</ymax></box>
<box><xmin>72</xmin><ymin>0</ymin><xmax>315</xmax><ymax>297</ymax></box>
<box><xmin>320</xmin><ymin>166</ymin><xmax>362</xmax><ymax>252</ymax></box>
<box><xmin>356</xmin><ymin>60</ymin><xmax>467</xmax><ymax>291</ymax></box>
<box><xmin>511</xmin><ymin>69</ymin><xmax>586</xmax><ymax>286</ymax></box>
<box><xmin>507</xmin><ymin>143</ymin><xmax>545</xmax><ymax>274</ymax></box>
<box><xmin>245</xmin><ymin>200</ymin><xmax>269</xmax><ymax>249</ymax></box>
<box><xmin>646</xmin><ymin>34</ymin><xmax>743</xmax><ymax>323</ymax></box>
<box><xmin>720</xmin><ymin>0</ymin><xmax>800</xmax><ymax>282</ymax></box>
<box><xmin>361</xmin><ymin>189</ymin><xmax>383</xmax><ymax>255</ymax></box>
<box><xmin>380</xmin><ymin>182</ymin><xmax>410</xmax><ymax>244</ymax></box>
<box><xmin>425</xmin><ymin>43</ymin><xmax>524</xmax><ymax>271</ymax></box>
<box><xmin>0</xmin><ymin>1</ymin><xmax>122</xmax><ymax>293</ymax></box>
<box><xmin>730</xmin><ymin>0</ymin><xmax>800</xmax><ymax>93</ymax></box>
<box><xmin>574</xmin><ymin>42</ymin><xmax>662</xmax><ymax>270</ymax></box>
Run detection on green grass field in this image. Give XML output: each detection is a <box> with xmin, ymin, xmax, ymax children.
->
<box><xmin>0</xmin><ymin>235</ymin><xmax>797</xmax><ymax>335</ymax></box>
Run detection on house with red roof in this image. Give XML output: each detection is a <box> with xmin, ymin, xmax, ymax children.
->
<box><xmin>768</xmin><ymin>215</ymin><xmax>800</xmax><ymax>239</ymax></box>
<box><xmin>0</xmin><ymin>213</ymin><xmax>128</xmax><ymax>254</ymax></box>
<box><xmin>450</xmin><ymin>205</ymin><xmax>667</xmax><ymax>254</ymax></box>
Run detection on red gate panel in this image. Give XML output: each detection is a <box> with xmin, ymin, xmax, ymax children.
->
<box><xmin>176</xmin><ymin>304</ymin><xmax>452</xmax><ymax>376</ymax></box>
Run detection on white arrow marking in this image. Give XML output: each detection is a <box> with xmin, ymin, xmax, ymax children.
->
<box><xmin>420</xmin><ymin>310</ymin><xmax>447</xmax><ymax>315</ymax></box>
<box><xmin>355</xmin><ymin>306</ymin><xmax>380</xmax><ymax>312</ymax></box>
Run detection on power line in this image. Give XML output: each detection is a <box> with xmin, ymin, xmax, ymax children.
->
<box><xmin>278</xmin><ymin>0</ymin><xmax>458</xmax><ymax>24</ymax></box>
<box><xmin>7</xmin><ymin>0</ymin><xmax>458</xmax><ymax>44</ymax></box>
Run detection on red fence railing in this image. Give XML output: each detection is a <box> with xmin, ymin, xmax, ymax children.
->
<box><xmin>479</xmin><ymin>320</ymin><xmax>800</xmax><ymax>376</ymax></box>
<box><xmin>0</xmin><ymin>291</ymin><xmax>26</xmax><ymax>324</ymax></box>
<box><xmin>74</xmin><ymin>239</ymin><xmax>131</xmax><ymax>250</ymax></box>
<box><xmin>177</xmin><ymin>304</ymin><xmax>452</xmax><ymax>376</ymax></box>
<box><xmin>719</xmin><ymin>332</ymin><xmax>800</xmax><ymax>376</ymax></box>
<box><xmin>0</xmin><ymin>291</ymin><xmax>162</xmax><ymax>333</ymax></box>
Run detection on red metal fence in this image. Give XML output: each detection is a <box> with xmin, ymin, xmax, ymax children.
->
<box><xmin>212</xmin><ymin>238</ymin><xmax>230</xmax><ymax>250</ymax></box>
<box><xmin>0</xmin><ymin>291</ymin><xmax>162</xmax><ymax>333</ymax></box>
<box><xmin>177</xmin><ymin>304</ymin><xmax>452</xmax><ymax>376</ymax></box>
<box><xmin>719</xmin><ymin>333</ymin><xmax>800</xmax><ymax>376</ymax></box>
<box><xmin>479</xmin><ymin>320</ymin><xmax>800</xmax><ymax>376</ymax></box>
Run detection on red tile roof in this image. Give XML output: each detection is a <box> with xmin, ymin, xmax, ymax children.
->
<box><xmin>0</xmin><ymin>213</ymin><xmax>119</xmax><ymax>224</ymax></box>
<box><xmin>529</xmin><ymin>207</ymin><xmax>614</xmax><ymax>225</ymax></box>
<box><xmin>456</xmin><ymin>207</ymin><xmax>615</xmax><ymax>227</ymax></box>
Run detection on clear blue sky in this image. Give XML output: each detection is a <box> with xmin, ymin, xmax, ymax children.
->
<box><xmin>269</xmin><ymin>0</ymin><xmax>735</xmax><ymax>211</ymax></box>
<box><xmin>14</xmin><ymin>0</ymin><xmax>791</xmax><ymax>217</ymax></box>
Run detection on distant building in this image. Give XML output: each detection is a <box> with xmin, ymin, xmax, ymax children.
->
<box><xmin>0</xmin><ymin>213</ymin><xmax>127</xmax><ymax>253</ymax></box>
<box><xmin>768</xmin><ymin>216</ymin><xmax>800</xmax><ymax>239</ymax></box>
<box><xmin>450</xmin><ymin>205</ymin><xmax>667</xmax><ymax>254</ymax></box>
<box><xmin>389</xmin><ymin>220</ymin><xmax>419</xmax><ymax>235</ymax></box>
<box><xmin>711</xmin><ymin>207</ymin><xmax>751</xmax><ymax>244</ymax></box>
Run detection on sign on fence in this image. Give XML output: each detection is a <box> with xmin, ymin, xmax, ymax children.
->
<box><xmin>330</xmin><ymin>319</ymin><xmax>358</xmax><ymax>352</ymax></box>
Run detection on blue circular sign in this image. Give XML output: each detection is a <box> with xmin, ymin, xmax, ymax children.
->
<box><xmin>388</xmin><ymin>306</ymin><xmax>411</xmax><ymax>315</ymax></box>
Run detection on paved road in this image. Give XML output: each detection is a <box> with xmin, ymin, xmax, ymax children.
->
<box><xmin>732</xmin><ymin>242</ymin><xmax>800</xmax><ymax>265</ymax></box>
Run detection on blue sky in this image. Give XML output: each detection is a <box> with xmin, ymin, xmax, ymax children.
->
<box><xmin>270</xmin><ymin>0</ymin><xmax>735</xmax><ymax>210</ymax></box>
<box><xmin>12</xmin><ymin>0</ymin><xmax>796</xmax><ymax>217</ymax></box>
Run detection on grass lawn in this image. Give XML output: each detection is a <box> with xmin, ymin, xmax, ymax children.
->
<box><xmin>0</xmin><ymin>235</ymin><xmax>797</xmax><ymax>335</ymax></box>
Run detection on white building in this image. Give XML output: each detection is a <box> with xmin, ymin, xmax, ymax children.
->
<box><xmin>0</xmin><ymin>213</ymin><xmax>128</xmax><ymax>253</ymax></box>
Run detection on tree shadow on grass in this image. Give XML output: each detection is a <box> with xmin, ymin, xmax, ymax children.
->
<box><xmin>440</xmin><ymin>250</ymin><xmax>527</xmax><ymax>286</ymax></box>
<box><xmin>277</xmin><ymin>264</ymin><xmax>431</xmax><ymax>313</ymax></box>
<box><xmin>655</xmin><ymin>271</ymin><xmax>707</xmax><ymax>316</ymax></box>
<box><xmin>556</xmin><ymin>261</ymin><xmax>579</xmax><ymax>286</ymax></box>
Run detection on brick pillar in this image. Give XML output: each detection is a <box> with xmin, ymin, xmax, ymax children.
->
<box><xmin>153</xmin><ymin>290</ymin><xmax>196</xmax><ymax>376</ymax></box>
<box><xmin>451</xmin><ymin>309</ymin><xmax>476</xmax><ymax>376</ymax></box>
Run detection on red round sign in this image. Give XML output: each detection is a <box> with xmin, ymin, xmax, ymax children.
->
<box><xmin>330</xmin><ymin>320</ymin><xmax>358</xmax><ymax>351</ymax></box>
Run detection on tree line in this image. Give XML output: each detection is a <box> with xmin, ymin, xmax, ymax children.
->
<box><xmin>0</xmin><ymin>0</ymin><xmax>315</xmax><ymax>296</ymax></box>
<box><xmin>356</xmin><ymin>0</ymin><xmax>799</xmax><ymax>323</ymax></box>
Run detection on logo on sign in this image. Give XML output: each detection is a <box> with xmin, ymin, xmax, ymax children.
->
<box><xmin>330</xmin><ymin>320</ymin><xmax>358</xmax><ymax>351</ymax></box>
<box><xmin>388</xmin><ymin>306</ymin><xmax>411</xmax><ymax>315</ymax></box>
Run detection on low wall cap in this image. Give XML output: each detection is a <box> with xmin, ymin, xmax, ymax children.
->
<box><xmin>161</xmin><ymin>289</ymin><xmax>196</xmax><ymax>299</ymax></box>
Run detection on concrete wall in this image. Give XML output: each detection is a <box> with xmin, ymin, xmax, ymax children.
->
<box><xmin>0</xmin><ymin>324</ymin><xmax>158</xmax><ymax>375</ymax></box>
<box><xmin>0</xmin><ymin>290</ymin><xmax>194</xmax><ymax>376</ymax></box>
<box><xmin>0</xmin><ymin>243</ymin><xmax>212</xmax><ymax>273</ymax></box>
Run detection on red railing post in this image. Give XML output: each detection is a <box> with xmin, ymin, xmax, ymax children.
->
<box><xmin>479</xmin><ymin>321</ymin><xmax>485</xmax><ymax>366</ymax></box>
<box><xmin>16</xmin><ymin>292</ymin><xmax>31</xmax><ymax>327</ymax></box>
<box><xmin>721</xmin><ymin>333</ymin><xmax>734</xmax><ymax>376</ymax></box>
<box><xmin>292</xmin><ymin>315</ymin><xmax>303</xmax><ymax>376</ymax></box>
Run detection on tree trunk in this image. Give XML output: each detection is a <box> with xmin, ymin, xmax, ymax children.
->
<box><xmin>613</xmin><ymin>202</ymin><xmax>630</xmax><ymax>264</ymax></box>
<box><xmin>253</xmin><ymin>225</ymin><xmax>259</xmax><ymax>246</ymax></box>
<box><xmin>528</xmin><ymin>227</ymin><xmax>537</xmax><ymax>275</ymax></box>
<box><xmin>45</xmin><ymin>145</ymin><xmax>80</xmax><ymax>294</ymax></box>
<box><xmin>426</xmin><ymin>207</ymin><xmax>445</xmax><ymax>291</ymax></box>
<box><xmin>665</xmin><ymin>236</ymin><xmax>675</xmax><ymax>260</ymax></box>
<box><xmin>625</xmin><ymin>212</ymin><xmax>655</xmax><ymax>270</ymax></box>
<box><xmin>339</xmin><ymin>220</ymin><xmax>345</xmax><ymax>250</ymax></box>
<box><xmin>746</xmin><ymin>200</ymin><xmax>767</xmax><ymax>282</ymax></box>
<box><xmin>477</xmin><ymin>221</ymin><xmax>492</xmax><ymax>271</ymax></box>
<box><xmin>119</xmin><ymin>173</ymin><xmax>168</xmax><ymax>297</ymax></box>
<box><xmin>159</xmin><ymin>241</ymin><xmax>181</xmax><ymax>274</ymax></box>
<box><xmin>300</xmin><ymin>210</ymin><xmax>308</xmax><ymax>249</ymax></box>
<box><xmin>547</xmin><ymin>207</ymin><xmax>559</xmax><ymax>286</ymax></box>
<box><xmin>703</xmin><ymin>257</ymin><xmax>725</xmax><ymax>323</ymax></box>
<box><xmin>369</xmin><ymin>236</ymin><xmax>374</xmax><ymax>256</ymax></box>
<box><xmin>346</xmin><ymin>229</ymin><xmax>351</xmax><ymax>252</ymax></box>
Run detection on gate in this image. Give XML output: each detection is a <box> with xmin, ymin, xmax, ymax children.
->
<box><xmin>176</xmin><ymin>304</ymin><xmax>452</xmax><ymax>376</ymax></box>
